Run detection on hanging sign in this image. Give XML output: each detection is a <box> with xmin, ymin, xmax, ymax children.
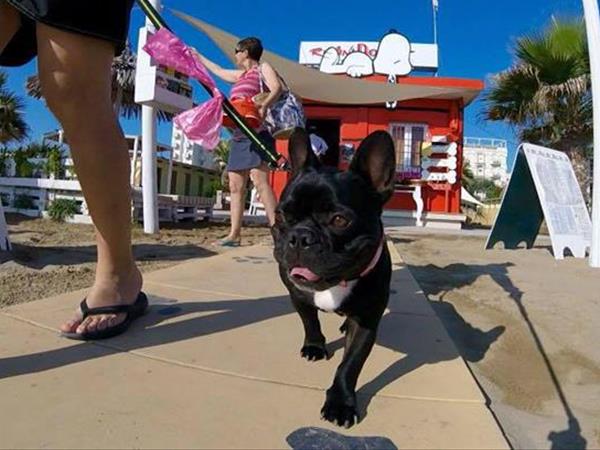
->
<box><xmin>134</xmin><ymin>26</ymin><xmax>194</xmax><ymax>113</ymax></box>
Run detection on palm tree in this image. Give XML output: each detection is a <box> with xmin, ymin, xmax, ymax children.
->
<box><xmin>483</xmin><ymin>17</ymin><xmax>592</xmax><ymax>205</ymax></box>
<box><xmin>462</xmin><ymin>160</ymin><xmax>475</xmax><ymax>193</ymax></box>
<box><xmin>0</xmin><ymin>70</ymin><xmax>29</xmax><ymax>145</ymax></box>
<box><xmin>212</xmin><ymin>139</ymin><xmax>231</xmax><ymax>190</ymax></box>
<box><xmin>25</xmin><ymin>44</ymin><xmax>172</xmax><ymax>122</ymax></box>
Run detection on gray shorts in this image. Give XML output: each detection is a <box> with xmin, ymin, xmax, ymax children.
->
<box><xmin>227</xmin><ymin>130</ymin><xmax>274</xmax><ymax>172</ymax></box>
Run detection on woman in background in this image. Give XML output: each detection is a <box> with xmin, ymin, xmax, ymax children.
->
<box><xmin>194</xmin><ymin>37</ymin><xmax>281</xmax><ymax>246</ymax></box>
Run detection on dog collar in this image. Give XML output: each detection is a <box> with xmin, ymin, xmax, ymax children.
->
<box><xmin>339</xmin><ymin>237</ymin><xmax>385</xmax><ymax>287</ymax></box>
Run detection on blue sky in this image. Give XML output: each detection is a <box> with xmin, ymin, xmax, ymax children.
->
<box><xmin>3</xmin><ymin>0</ymin><xmax>585</xmax><ymax>165</ymax></box>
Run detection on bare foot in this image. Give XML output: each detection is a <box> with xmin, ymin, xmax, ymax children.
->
<box><xmin>60</xmin><ymin>265</ymin><xmax>143</xmax><ymax>335</ymax></box>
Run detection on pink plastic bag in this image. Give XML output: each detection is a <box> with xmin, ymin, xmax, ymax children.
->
<box><xmin>143</xmin><ymin>28</ymin><xmax>223</xmax><ymax>149</ymax></box>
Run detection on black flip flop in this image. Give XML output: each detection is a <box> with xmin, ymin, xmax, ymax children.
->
<box><xmin>61</xmin><ymin>292</ymin><xmax>149</xmax><ymax>341</ymax></box>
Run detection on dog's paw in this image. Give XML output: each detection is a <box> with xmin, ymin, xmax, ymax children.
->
<box><xmin>320</xmin><ymin>393</ymin><xmax>358</xmax><ymax>428</ymax></box>
<box><xmin>300</xmin><ymin>344</ymin><xmax>329</xmax><ymax>361</ymax></box>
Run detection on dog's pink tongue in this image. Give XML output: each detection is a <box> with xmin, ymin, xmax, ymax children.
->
<box><xmin>290</xmin><ymin>267</ymin><xmax>321</xmax><ymax>282</ymax></box>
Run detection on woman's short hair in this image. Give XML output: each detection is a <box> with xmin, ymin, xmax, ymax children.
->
<box><xmin>237</xmin><ymin>37</ymin><xmax>263</xmax><ymax>61</ymax></box>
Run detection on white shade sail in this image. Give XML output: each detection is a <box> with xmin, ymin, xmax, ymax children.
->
<box><xmin>172</xmin><ymin>10</ymin><xmax>483</xmax><ymax>106</ymax></box>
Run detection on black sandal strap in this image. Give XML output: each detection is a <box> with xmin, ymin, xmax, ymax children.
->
<box><xmin>79</xmin><ymin>299</ymin><xmax>136</xmax><ymax>319</ymax></box>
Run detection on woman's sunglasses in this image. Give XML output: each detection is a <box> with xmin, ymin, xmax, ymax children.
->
<box><xmin>234</xmin><ymin>48</ymin><xmax>244</xmax><ymax>54</ymax></box>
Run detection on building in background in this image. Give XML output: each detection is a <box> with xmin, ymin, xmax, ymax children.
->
<box><xmin>171</xmin><ymin>125</ymin><xmax>217</xmax><ymax>170</ymax></box>
<box><xmin>274</xmin><ymin>34</ymin><xmax>484</xmax><ymax>229</ymax></box>
<box><xmin>179</xmin><ymin>17</ymin><xmax>487</xmax><ymax>229</ymax></box>
<box><xmin>463</xmin><ymin>137</ymin><xmax>509</xmax><ymax>186</ymax></box>
<box><xmin>0</xmin><ymin>130</ymin><xmax>217</xmax><ymax>224</ymax></box>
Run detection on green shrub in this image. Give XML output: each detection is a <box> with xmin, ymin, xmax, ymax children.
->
<box><xmin>0</xmin><ymin>148</ymin><xmax>9</xmax><ymax>176</ymax></box>
<box><xmin>45</xmin><ymin>146</ymin><xmax>63</xmax><ymax>178</ymax></box>
<box><xmin>12</xmin><ymin>149</ymin><xmax>34</xmax><ymax>177</ymax></box>
<box><xmin>47</xmin><ymin>198</ymin><xmax>79</xmax><ymax>222</ymax></box>
<box><xmin>204</xmin><ymin>178</ymin><xmax>222</xmax><ymax>197</ymax></box>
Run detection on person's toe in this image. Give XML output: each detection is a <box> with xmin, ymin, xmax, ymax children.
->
<box><xmin>97</xmin><ymin>314</ymin><xmax>122</xmax><ymax>331</ymax></box>
<box><xmin>76</xmin><ymin>316</ymin><xmax>97</xmax><ymax>335</ymax></box>
<box><xmin>60</xmin><ymin>308</ymin><xmax>84</xmax><ymax>333</ymax></box>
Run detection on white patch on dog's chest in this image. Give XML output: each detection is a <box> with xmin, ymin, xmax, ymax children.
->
<box><xmin>313</xmin><ymin>280</ymin><xmax>358</xmax><ymax>312</ymax></box>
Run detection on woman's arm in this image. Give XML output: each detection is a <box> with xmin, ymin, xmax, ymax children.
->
<box><xmin>191</xmin><ymin>49</ymin><xmax>243</xmax><ymax>83</ymax></box>
<box><xmin>257</xmin><ymin>62</ymin><xmax>283</xmax><ymax>117</ymax></box>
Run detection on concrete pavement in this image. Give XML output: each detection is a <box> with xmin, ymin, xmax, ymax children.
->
<box><xmin>0</xmin><ymin>240</ymin><xmax>509</xmax><ymax>449</ymax></box>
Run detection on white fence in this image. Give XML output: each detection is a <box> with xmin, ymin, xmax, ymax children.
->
<box><xmin>0</xmin><ymin>177</ymin><xmax>215</xmax><ymax>224</ymax></box>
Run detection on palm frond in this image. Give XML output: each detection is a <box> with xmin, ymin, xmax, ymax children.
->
<box><xmin>483</xmin><ymin>64</ymin><xmax>540</xmax><ymax>123</ymax></box>
<box><xmin>0</xmin><ymin>71</ymin><xmax>29</xmax><ymax>144</ymax></box>
<box><xmin>483</xmin><ymin>16</ymin><xmax>591</xmax><ymax>153</ymax></box>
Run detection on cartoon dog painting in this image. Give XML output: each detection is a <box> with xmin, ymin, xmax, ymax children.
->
<box><xmin>318</xmin><ymin>31</ymin><xmax>414</xmax><ymax>108</ymax></box>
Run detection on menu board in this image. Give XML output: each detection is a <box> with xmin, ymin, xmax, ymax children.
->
<box><xmin>486</xmin><ymin>143</ymin><xmax>591</xmax><ymax>260</ymax></box>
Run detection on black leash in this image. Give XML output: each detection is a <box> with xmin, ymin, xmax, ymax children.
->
<box><xmin>135</xmin><ymin>0</ymin><xmax>290</xmax><ymax>170</ymax></box>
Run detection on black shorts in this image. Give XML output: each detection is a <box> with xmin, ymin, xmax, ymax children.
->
<box><xmin>0</xmin><ymin>0</ymin><xmax>135</xmax><ymax>67</ymax></box>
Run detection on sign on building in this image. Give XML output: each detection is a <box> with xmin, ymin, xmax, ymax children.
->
<box><xmin>299</xmin><ymin>35</ymin><xmax>438</xmax><ymax>76</ymax></box>
<box><xmin>299</xmin><ymin>32</ymin><xmax>437</xmax><ymax>110</ymax></box>
<box><xmin>486</xmin><ymin>143</ymin><xmax>592</xmax><ymax>260</ymax></box>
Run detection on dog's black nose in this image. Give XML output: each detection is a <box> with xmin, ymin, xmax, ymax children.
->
<box><xmin>288</xmin><ymin>227</ymin><xmax>319</xmax><ymax>249</ymax></box>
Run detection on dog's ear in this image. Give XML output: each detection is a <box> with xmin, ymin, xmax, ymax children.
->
<box><xmin>350</xmin><ymin>131</ymin><xmax>396</xmax><ymax>203</ymax></box>
<box><xmin>288</xmin><ymin>127</ymin><xmax>320</xmax><ymax>175</ymax></box>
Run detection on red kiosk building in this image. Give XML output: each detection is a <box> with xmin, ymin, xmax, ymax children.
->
<box><xmin>186</xmin><ymin>17</ymin><xmax>484</xmax><ymax>227</ymax></box>
<box><xmin>269</xmin><ymin>36</ymin><xmax>484</xmax><ymax>228</ymax></box>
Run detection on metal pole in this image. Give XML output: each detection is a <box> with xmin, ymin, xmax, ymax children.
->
<box><xmin>432</xmin><ymin>0</ymin><xmax>439</xmax><ymax>77</ymax></box>
<box><xmin>130</xmin><ymin>136</ymin><xmax>139</xmax><ymax>186</ymax></box>
<box><xmin>141</xmin><ymin>105</ymin><xmax>159</xmax><ymax>233</ymax></box>
<box><xmin>433</xmin><ymin>2</ymin><xmax>438</xmax><ymax>46</ymax></box>
<box><xmin>583</xmin><ymin>0</ymin><xmax>600</xmax><ymax>267</ymax></box>
<box><xmin>141</xmin><ymin>0</ymin><xmax>161</xmax><ymax>234</ymax></box>
<box><xmin>166</xmin><ymin>147</ymin><xmax>174</xmax><ymax>194</ymax></box>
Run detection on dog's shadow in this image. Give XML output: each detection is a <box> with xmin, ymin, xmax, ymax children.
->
<box><xmin>325</xmin><ymin>301</ymin><xmax>504</xmax><ymax>422</ymax></box>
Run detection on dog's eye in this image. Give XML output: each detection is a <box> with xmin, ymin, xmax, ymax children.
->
<box><xmin>330</xmin><ymin>215</ymin><xmax>350</xmax><ymax>229</ymax></box>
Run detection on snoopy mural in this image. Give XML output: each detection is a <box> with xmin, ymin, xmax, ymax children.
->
<box><xmin>300</xmin><ymin>31</ymin><xmax>438</xmax><ymax>109</ymax></box>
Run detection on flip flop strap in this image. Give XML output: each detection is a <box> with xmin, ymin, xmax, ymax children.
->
<box><xmin>79</xmin><ymin>299</ymin><xmax>134</xmax><ymax>319</ymax></box>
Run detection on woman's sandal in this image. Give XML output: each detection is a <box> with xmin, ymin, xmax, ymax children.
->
<box><xmin>61</xmin><ymin>292</ymin><xmax>149</xmax><ymax>341</ymax></box>
<box><xmin>214</xmin><ymin>238</ymin><xmax>241</xmax><ymax>247</ymax></box>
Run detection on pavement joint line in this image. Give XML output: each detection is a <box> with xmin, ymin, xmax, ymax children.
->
<box><xmin>386</xmin><ymin>239</ymin><xmax>405</xmax><ymax>265</ymax></box>
<box><xmin>145</xmin><ymin>282</ymin><xmax>435</xmax><ymax>318</ymax></box>
<box><xmin>113</xmin><ymin>349</ymin><xmax>485</xmax><ymax>405</ymax></box>
<box><xmin>146</xmin><ymin>279</ymin><xmax>427</xmax><ymax>306</ymax></box>
<box><xmin>144</xmin><ymin>280</ymin><xmax>254</xmax><ymax>299</ymax></box>
<box><xmin>1</xmin><ymin>311</ymin><xmax>60</xmax><ymax>334</ymax></box>
<box><xmin>0</xmin><ymin>310</ymin><xmax>484</xmax><ymax>406</ymax></box>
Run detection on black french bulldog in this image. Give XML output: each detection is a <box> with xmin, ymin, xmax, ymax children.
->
<box><xmin>272</xmin><ymin>128</ymin><xmax>396</xmax><ymax>428</ymax></box>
